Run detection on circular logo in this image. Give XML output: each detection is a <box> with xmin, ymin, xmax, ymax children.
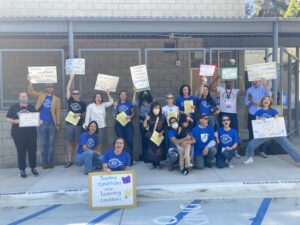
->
<box><xmin>220</xmin><ymin>134</ymin><xmax>233</xmax><ymax>144</ymax></box>
<box><xmin>70</xmin><ymin>102</ymin><xmax>81</xmax><ymax>111</ymax></box>
<box><xmin>118</xmin><ymin>104</ymin><xmax>129</xmax><ymax>112</ymax></box>
<box><xmin>43</xmin><ymin>98</ymin><xmax>52</xmax><ymax>108</ymax></box>
<box><xmin>201</xmin><ymin>100</ymin><xmax>210</xmax><ymax>108</ymax></box>
<box><xmin>108</xmin><ymin>158</ymin><xmax>123</xmax><ymax>168</ymax></box>
<box><xmin>86</xmin><ymin>138</ymin><xmax>95</xmax><ymax>148</ymax></box>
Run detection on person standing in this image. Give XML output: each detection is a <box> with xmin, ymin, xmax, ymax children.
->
<box><xmin>64</xmin><ymin>74</ymin><xmax>86</xmax><ymax>168</ymax></box>
<box><xmin>6</xmin><ymin>92</ymin><xmax>39</xmax><ymax>178</ymax></box>
<box><xmin>27</xmin><ymin>77</ymin><xmax>61</xmax><ymax>169</ymax></box>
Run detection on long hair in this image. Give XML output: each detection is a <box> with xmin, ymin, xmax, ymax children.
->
<box><xmin>86</xmin><ymin>120</ymin><xmax>98</xmax><ymax>134</ymax></box>
<box><xmin>138</xmin><ymin>90</ymin><xmax>153</xmax><ymax>108</ymax></box>
<box><xmin>179</xmin><ymin>84</ymin><xmax>191</xmax><ymax>97</ymax></box>
<box><xmin>201</xmin><ymin>85</ymin><xmax>215</xmax><ymax>105</ymax></box>
<box><xmin>118</xmin><ymin>90</ymin><xmax>128</xmax><ymax>103</ymax></box>
<box><xmin>149</xmin><ymin>101</ymin><xmax>163</xmax><ymax>119</ymax></box>
<box><xmin>259</xmin><ymin>96</ymin><xmax>273</xmax><ymax>108</ymax></box>
<box><xmin>93</xmin><ymin>92</ymin><xmax>102</xmax><ymax>104</ymax></box>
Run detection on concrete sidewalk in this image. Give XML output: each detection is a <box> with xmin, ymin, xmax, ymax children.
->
<box><xmin>1</xmin><ymin>136</ymin><xmax>300</xmax><ymax>207</ymax></box>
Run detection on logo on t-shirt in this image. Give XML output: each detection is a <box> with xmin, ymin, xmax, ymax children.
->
<box><xmin>108</xmin><ymin>158</ymin><xmax>123</xmax><ymax>169</ymax></box>
<box><xmin>220</xmin><ymin>134</ymin><xmax>233</xmax><ymax>144</ymax></box>
<box><xmin>70</xmin><ymin>102</ymin><xmax>81</xmax><ymax>111</ymax></box>
<box><xmin>261</xmin><ymin>113</ymin><xmax>271</xmax><ymax>118</ymax></box>
<box><xmin>86</xmin><ymin>138</ymin><xmax>95</xmax><ymax>148</ymax></box>
<box><xmin>43</xmin><ymin>98</ymin><xmax>52</xmax><ymax>108</ymax></box>
<box><xmin>201</xmin><ymin>100</ymin><xmax>210</xmax><ymax>108</ymax></box>
<box><xmin>118</xmin><ymin>105</ymin><xmax>129</xmax><ymax>112</ymax></box>
<box><xmin>200</xmin><ymin>133</ymin><xmax>208</xmax><ymax>143</ymax></box>
<box><xmin>17</xmin><ymin>109</ymin><xmax>29</xmax><ymax>116</ymax></box>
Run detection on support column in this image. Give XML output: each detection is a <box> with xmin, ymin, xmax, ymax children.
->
<box><xmin>272</xmin><ymin>20</ymin><xmax>279</xmax><ymax>104</ymax></box>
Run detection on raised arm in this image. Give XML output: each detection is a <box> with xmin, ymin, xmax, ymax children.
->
<box><xmin>27</xmin><ymin>76</ymin><xmax>41</xmax><ymax>99</ymax></box>
<box><xmin>198</xmin><ymin>76</ymin><xmax>207</xmax><ymax>97</ymax></box>
<box><xmin>66</xmin><ymin>74</ymin><xmax>75</xmax><ymax>99</ymax></box>
<box><xmin>209</xmin><ymin>75</ymin><xmax>219</xmax><ymax>93</ymax></box>
<box><xmin>238</xmin><ymin>75</ymin><xmax>245</xmax><ymax>96</ymax></box>
<box><xmin>132</xmin><ymin>86</ymin><xmax>137</xmax><ymax>104</ymax></box>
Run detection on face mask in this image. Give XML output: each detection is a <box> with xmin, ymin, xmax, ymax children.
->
<box><xmin>171</xmin><ymin>122</ymin><xmax>179</xmax><ymax>129</ymax></box>
<box><xmin>153</xmin><ymin>109</ymin><xmax>160</xmax><ymax>115</ymax></box>
<box><xmin>19</xmin><ymin>97</ymin><xmax>28</xmax><ymax>103</ymax></box>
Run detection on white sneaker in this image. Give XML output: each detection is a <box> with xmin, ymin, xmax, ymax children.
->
<box><xmin>243</xmin><ymin>157</ymin><xmax>254</xmax><ymax>164</ymax></box>
<box><xmin>229</xmin><ymin>159</ymin><xmax>235</xmax><ymax>168</ymax></box>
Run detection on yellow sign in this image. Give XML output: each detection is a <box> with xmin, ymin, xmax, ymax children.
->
<box><xmin>116</xmin><ymin>111</ymin><xmax>130</xmax><ymax>126</ymax></box>
<box><xmin>184</xmin><ymin>100</ymin><xmax>194</xmax><ymax>114</ymax></box>
<box><xmin>150</xmin><ymin>131</ymin><xmax>164</xmax><ymax>146</ymax></box>
<box><xmin>88</xmin><ymin>170</ymin><xmax>137</xmax><ymax>210</ymax></box>
<box><xmin>167</xmin><ymin>111</ymin><xmax>178</xmax><ymax>125</ymax></box>
<box><xmin>65</xmin><ymin>111</ymin><xmax>80</xmax><ymax>126</ymax></box>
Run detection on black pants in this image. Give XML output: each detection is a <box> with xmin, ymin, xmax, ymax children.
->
<box><xmin>13</xmin><ymin>136</ymin><xmax>37</xmax><ymax>171</ymax></box>
<box><xmin>247</xmin><ymin>113</ymin><xmax>256</xmax><ymax>141</ymax></box>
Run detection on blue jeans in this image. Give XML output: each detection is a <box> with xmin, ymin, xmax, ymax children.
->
<box><xmin>115</xmin><ymin>122</ymin><xmax>133</xmax><ymax>161</ymax></box>
<box><xmin>194</xmin><ymin>146</ymin><xmax>217</xmax><ymax>170</ymax></box>
<box><xmin>75</xmin><ymin>150</ymin><xmax>103</xmax><ymax>173</ymax></box>
<box><xmin>39</xmin><ymin>121</ymin><xmax>56</xmax><ymax>164</ymax></box>
<box><xmin>216</xmin><ymin>148</ymin><xmax>236</xmax><ymax>168</ymax></box>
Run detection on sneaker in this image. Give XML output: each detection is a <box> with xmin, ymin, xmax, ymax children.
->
<box><xmin>229</xmin><ymin>159</ymin><xmax>235</xmax><ymax>168</ymax></box>
<box><xmin>235</xmin><ymin>153</ymin><xmax>241</xmax><ymax>158</ymax></box>
<box><xmin>64</xmin><ymin>162</ymin><xmax>73</xmax><ymax>168</ymax></box>
<box><xmin>19</xmin><ymin>170</ymin><xmax>27</xmax><ymax>178</ymax></box>
<box><xmin>258</xmin><ymin>152</ymin><xmax>268</xmax><ymax>158</ymax></box>
<box><xmin>184</xmin><ymin>168</ymin><xmax>190</xmax><ymax>175</ymax></box>
<box><xmin>243</xmin><ymin>157</ymin><xmax>254</xmax><ymax>164</ymax></box>
<box><xmin>181</xmin><ymin>168</ymin><xmax>185</xmax><ymax>174</ymax></box>
<box><xmin>31</xmin><ymin>168</ymin><xmax>39</xmax><ymax>176</ymax></box>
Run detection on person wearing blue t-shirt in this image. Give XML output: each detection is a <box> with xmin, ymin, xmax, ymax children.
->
<box><xmin>175</xmin><ymin>84</ymin><xmax>197</xmax><ymax>127</ymax></box>
<box><xmin>244</xmin><ymin>96</ymin><xmax>300</xmax><ymax>165</ymax></box>
<box><xmin>113</xmin><ymin>90</ymin><xmax>135</xmax><ymax>164</ymax></box>
<box><xmin>103</xmin><ymin>138</ymin><xmax>131</xmax><ymax>172</ymax></box>
<box><xmin>189</xmin><ymin>114</ymin><xmax>217</xmax><ymax>169</ymax></box>
<box><xmin>75</xmin><ymin>121</ymin><xmax>103</xmax><ymax>174</ymax></box>
<box><xmin>215</xmin><ymin>115</ymin><xmax>240</xmax><ymax>168</ymax></box>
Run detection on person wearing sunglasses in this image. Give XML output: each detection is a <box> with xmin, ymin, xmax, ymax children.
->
<box><xmin>189</xmin><ymin>114</ymin><xmax>217</xmax><ymax>169</ymax></box>
<box><xmin>64</xmin><ymin>74</ymin><xmax>87</xmax><ymax>168</ymax></box>
<box><xmin>215</xmin><ymin>115</ymin><xmax>240</xmax><ymax>168</ymax></box>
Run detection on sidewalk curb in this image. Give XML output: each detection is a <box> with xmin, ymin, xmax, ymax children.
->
<box><xmin>1</xmin><ymin>180</ymin><xmax>300</xmax><ymax>207</ymax></box>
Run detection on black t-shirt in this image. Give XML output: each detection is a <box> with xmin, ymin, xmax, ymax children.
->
<box><xmin>6</xmin><ymin>103</ymin><xmax>37</xmax><ymax>138</ymax></box>
<box><xmin>67</xmin><ymin>97</ymin><xmax>86</xmax><ymax>126</ymax></box>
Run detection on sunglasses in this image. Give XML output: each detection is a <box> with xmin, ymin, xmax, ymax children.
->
<box><xmin>222</xmin><ymin>119</ymin><xmax>230</xmax><ymax>122</ymax></box>
<box><xmin>201</xmin><ymin>117</ymin><xmax>209</xmax><ymax>120</ymax></box>
<box><xmin>73</xmin><ymin>93</ymin><xmax>80</xmax><ymax>95</ymax></box>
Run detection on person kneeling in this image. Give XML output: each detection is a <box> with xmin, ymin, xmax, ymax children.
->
<box><xmin>75</xmin><ymin>121</ymin><xmax>103</xmax><ymax>175</ymax></box>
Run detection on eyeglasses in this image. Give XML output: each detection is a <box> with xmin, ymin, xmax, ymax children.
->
<box><xmin>73</xmin><ymin>93</ymin><xmax>80</xmax><ymax>95</ymax></box>
<box><xmin>222</xmin><ymin>119</ymin><xmax>230</xmax><ymax>122</ymax></box>
<box><xmin>166</xmin><ymin>97</ymin><xmax>173</xmax><ymax>99</ymax></box>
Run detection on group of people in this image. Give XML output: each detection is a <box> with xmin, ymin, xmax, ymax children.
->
<box><xmin>6</xmin><ymin>73</ymin><xmax>300</xmax><ymax>178</ymax></box>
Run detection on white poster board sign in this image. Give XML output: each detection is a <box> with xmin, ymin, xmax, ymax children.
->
<box><xmin>252</xmin><ymin>117</ymin><xmax>287</xmax><ymax>139</ymax></box>
<box><xmin>28</xmin><ymin>66</ymin><xmax>57</xmax><ymax>83</ymax></box>
<box><xmin>89</xmin><ymin>171</ymin><xmax>136</xmax><ymax>210</ymax></box>
<box><xmin>19</xmin><ymin>112</ymin><xmax>40</xmax><ymax>127</ymax></box>
<box><xmin>221</xmin><ymin>67</ymin><xmax>238</xmax><ymax>80</ymax></box>
<box><xmin>66</xmin><ymin>58</ymin><xmax>85</xmax><ymax>75</ymax></box>
<box><xmin>199</xmin><ymin>64</ymin><xmax>216</xmax><ymax>77</ymax></box>
<box><xmin>247</xmin><ymin>62</ymin><xmax>277</xmax><ymax>81</ymax></box>
<box><xmin>95</xmin><ymin>74</ymin><xmax>119</xmax><ymax>92</ymax></box>
<box><xmin>130</xmin><ymin>65</ymin><xmax>150</xmax><ymax>92</ymax></box>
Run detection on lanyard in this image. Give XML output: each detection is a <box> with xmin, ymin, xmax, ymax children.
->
<box><xmin>225</xmin><ymin>89</ymin><xmax>232</xmax><ymax>99</ymax></box>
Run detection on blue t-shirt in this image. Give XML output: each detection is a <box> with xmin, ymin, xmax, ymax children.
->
<box><xmin>198</xmin><ymin>97</ymin><xmax>217</xmax><ymax>116</ymax></box>
<box><xmin>116</xmin><ymin>101</ymin><xmax>134</xmax><ymax>116</ymax></box>
<box><xmin>255</xmin><ymin>108</ymin><xmax>278</xmax><ymax>118</ymax></box>
<box><xmin>217</xmin><ymin>127</ymin><xmax>239</xmax><ymax>149</ymax></box>
<box><xmin>168</xmin><ymin>129</ymin><xmax>177</xmax><ymax>139</ymax></box>
<box><xmin>77</xmin><ymin>131</ymin><xmax>98</xmax><ymax>154</ymax></box>
<box><xmin>103</xmin><ymin>150</ymin><xmax>131</xmax><ymax>171</ymax></box>
<box><xmin>175</xmin><ymin>96</ymin><xmax>197</xmax><ymax>112</ymax></box>
<box><xmin>190</xmin><ymin>125</ymin><xmax>215</xmax><ymax>156</ymax></box>
<box><xmin>40</xmin><ymin>95</ymin><xmax>54</xmax><ymax>123</ymax></box>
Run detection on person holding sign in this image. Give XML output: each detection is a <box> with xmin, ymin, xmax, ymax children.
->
<box><xmin>175</xmin><ymin>84</ymin><xmax>197</xmax><ymax>127</ymax></box>
<box><xmin>64</xmin><ymin>74</ymin><xmax>87</xmax><ymax>168</ymax></box>
<box><xmin>113</xmin><ymin>90</ymin><xmax>135</xmax><ymax>164</ymax></box>
<box><xmin>143</xmin><ymin>102</ymin><xmax>166</xmax><ymax>169</ymax></box>
<box><xmin>27</xmin><ymin>77</ymin><xmax>61</xmax><ymax>169</ymax></box>
<box><xmin>84</xmin><ymin>91</ymin><xmax>113</xmax><ymax>153</ymax></box>
<box><xmin>75</xmin><ymin>121</ymin><xmax>102</xmax><ymax>174</ymax></box>
<box><xmin>245</xmin><ymin>79</ymin><xmax>272</xmax><ymax>141</ymax></box>
<box><xmin>103</xmin><ymin>138</ymin><xmax>131</xmax><ymax>172</ymax></box>
<box><xmin>244</xmin><ymin>96</ymin><xmax>300</xmax><ymax>165</ymax></box>
<box><xmin>215</xmin><ymin>115</ymin><xmax>240</xmax><ymax>169</ymax></box>
<box><xmin>132</xmin><ymin>87</ymin><xmax>154</xmax><ymax>163</ymax></box>
<box><xmin>6</xmin><ymin>92</ymin><xmax>39</xmax><ymax>178</ymax></box>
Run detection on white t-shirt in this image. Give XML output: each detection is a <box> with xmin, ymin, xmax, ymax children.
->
<box><xmin>218</xmin><ymin>87</ymin><xmax>239</xmax><ymax>114</ymax></box>
<box><xmin>84</xmin><ymin>102</ymin><xmax>113</xmax><ymax>129</ymax></box>
<box><xmin>162</xmin><ymin>105</ymin><xmax>179</xmax><ymax>124</ymax></box>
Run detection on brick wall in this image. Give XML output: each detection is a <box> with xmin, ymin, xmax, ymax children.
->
<box><xmin>0</xmin><ymin>0</ymin><xmax>245</xmax><ymax>18</ymax></box>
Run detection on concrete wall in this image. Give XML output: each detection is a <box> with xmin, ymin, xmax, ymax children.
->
<box><xmin>0</xmin><ymin>0</ymin><xmax>245</xmax><ymax>18</ymax></box>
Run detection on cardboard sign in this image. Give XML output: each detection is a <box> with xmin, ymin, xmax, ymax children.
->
<box><xmin>95</xmin><ymin>74</ymin><xmax>119</xmax><ymax>92</ymax></box>
<box><xmin>19</xmin><ymin>112</ymin><xmax>40</xmax><ymax>127</ymax></box>
<box><xmin>252</xmin><ymin>117</ymin><xmax>287</xmax><ymax>139</ymax></box>
<box><xmin>221</xmin><ymin>67</ymin><xmax>238</xmax><ymax>80</ymax></box>
<box><xmin>28</xmin><ymin>66</ymin><xmax>57</xmax><ymax>83</ymax></box>
<box><xmin>247</xmin><ymin>62</ymin><xmax>277</xmax><ymax>81</ymax></box>
<box><xmin>66</xmin><ymin>58</ymin><xmax>85</xmax><ymax>75</ymax></box>
<box><xmin>89</xmin><ymin>170</ymin><xmax>137</xmax><ymax>210</ymax></box>
<box><xmin>130</xmin><ymin>65</ymin><xmax>150</xmax><ymax>92</ymax></box>
<box><xmin>199</xmin><ymin>64</ymin><xmax>216</xmax><ymax>77</ymax></box>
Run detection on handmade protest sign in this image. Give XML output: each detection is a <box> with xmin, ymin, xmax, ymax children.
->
<box><xmin>199</xmin><ymin>64</ymin><xmax>216</xmax><ymax>77</ymax></box>
<box><xmin>247</xmin><ymin>62</ymin><xmax>277</xmax><ymax>81</ymax></box>
<box><xmin>28</xmin><ymin>66</ymin><xmax>57</xmax><ymax>83</ymax></box>
<box><xmin>89</xmin><ymin>170</ymin><xmax>137</xmax><ymax>210</ymax></box>
<box><xmin>221</xmin><ymin>67</ymin><xmax>238</xmax><ymax>80</ymax></box>
<box><xmin>95</xmin><ymin>74</ymin><xmax>119</xmax><ymax>92</ymax></box>
<box><xmin>252</xmin><ymin>117</ymin><xmax>287</xmax><ymax>139</ymax></box>
<box><xmin>130</xmin><ymin>65</ymin><xmax>150</xmax><ymax>92</ymax></box>
<box><xmin>65</xmin><ymin>58</ymin><xmax>85</xmax><ymax>75</ymax></box>
<box><xmin>65</xmin><ymin>111</ymin><xmax>80</xmax><ymax>126</ymax></box>
<box><xmin>19</xmin><ymin>112</ymin><xmax>40</xmax><ymax>127</ymax></box>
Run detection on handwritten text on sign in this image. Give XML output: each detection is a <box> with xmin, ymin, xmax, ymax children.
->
<box><xmin>94</xmin><ymin>74</ymin><xmax>119</xmax><ymax>92</ymax></box>
<box><xmin>130</xmin><ymin>65</ymin><xmax>150</xmax><ymax>92</ymax></box>
<box><xmin>247</xmin><ymin>62</ymin><xmax>277</xmax><ymax>81</ymax></box>
<box><xmin>65</xmin><ymin>58</ymin><xmax>85</xmax><ymax>75</ymax></box>
<box><xmin>28</xmin><ymin>66</ymin><xmax>57</xmax><ymax>83</ymax></box>
<box><xmin>252</xmin><ymin>117</ymin><xmax>287</xmax><ymax>139</ymax></box>
<box><xmin>199</xmin><ymin>64</ymin><xmax>216</xmax><ymax>77</ymax></box>
<box><xmin>89</xmin><ymin>171</ymin><xmax>136</xmax><ymax>210</ymax></box>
